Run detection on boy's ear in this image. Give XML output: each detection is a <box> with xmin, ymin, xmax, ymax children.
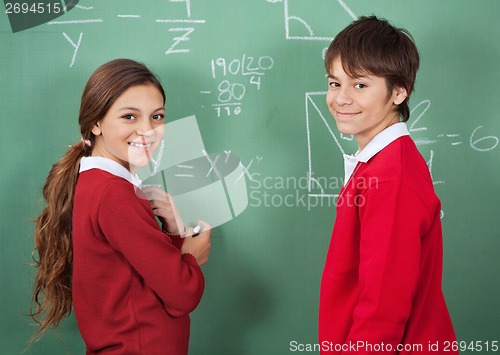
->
<box><xmin>393</xmin><ymin>86</ymin><xmax>408</xmax><ymax>105</ymax></box>
<box><xmin>92</xmin><ymin>122</ymin><xmax>101</xmax><ymax>136</ymax></box>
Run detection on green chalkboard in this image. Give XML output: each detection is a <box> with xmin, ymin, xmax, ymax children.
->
<box><xmin>1</xmin><ymin>1</ymin><xmax>499</xmax><ymax>354</ymax></box>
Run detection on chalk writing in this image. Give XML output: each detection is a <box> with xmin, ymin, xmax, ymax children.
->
<box><xmin>237</xmin><ymin>159</ymin><xmax>256</xmax><ymax>183</ymax></box>
<box><xmin>62</xmin><ymin>32</ymin><xmax>83</xmax><ymax>68</ymax></box>
<box><xmin>304</xmin><ymin>92</ymin><xmax>500</xmax><ymax>204</ymax></box>
<box><xmin>426</xmin><ymin>149</ymin><xmax>444</xmax><ymax>185</ymax></box>
<box><xmin>211</xmin><ymin>55</ymin><xmax>274</xmax><ymax>79</ymax></box>
<box><xmin>48</xmin><ymin>19</ymin><xmax>102</xmax><ymax>24</ymax></box>
<box><xmin>74</xmin><ymin>5</ymin><xmax>93</xmax><ymax>10</ymax></box>
<box><xmin>205</xmin><ymin>55</ymin><xmax>274</xmax><ymax>117</ymax></box>
<box><xmin>409</xmin><ymin>99</ymin><xmax>499</xmax><ymax>151</ymax></box>
<box><xmin>157</xmin><ymin>0</ymin><xmax>205</xmax><ymax>55</ymax></box>
<box><xmin>174</xmin><ymin>164</ymin><xmax>194</xmax><ymax>178</ymax></box>
<box><xmin>267</xmin><ymin>0</ymin><xmax>357</xmax><ymax>41</ymax></box>
<box><xmin>409</xmin><ymin>99</ymin><xmax>431</xmax><ymax>133</ymax></box>
<box><xmin>46</xmin><ymin>1</ymin><xmax>207</xmax><ymax>63</ymax></box>
<box><xmin>165</xmin><ymin>27</ymin><xmax>194</xmax><ymax>54</ymax></box>
<box><xmin>117</xmin><ymin>15</ymin><xmax>140</xmax><ymax>18</ymax></box>
<box><xmin>470</xmin><ymin>125</ymin><xmax>499</xmax><ymax>152</ymax></box>
<box><xmin>170</xmin><ymin>0</ymin><xmax>192</xmax><ymax>18</ymax></box>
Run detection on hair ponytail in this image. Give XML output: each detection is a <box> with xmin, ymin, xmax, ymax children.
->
<box><xmin>29</xmin><ymin>142</ymin><xmax>87</xmax><ymax>343</ymax></box>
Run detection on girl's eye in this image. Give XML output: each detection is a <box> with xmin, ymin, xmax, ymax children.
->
<box><xmin>354</xmin><ymin>83</ymin><xmax>367</xmax><ymax>89</ymax></box>
<box><xmin>122</xmin><ymin>114</ymin><xmax>135</xmax><ymax>120</ymax></box>
<box><xmin>152</xmin><ymin>114</ymin><xmax>165</xmax><ymax>121</ymax></box>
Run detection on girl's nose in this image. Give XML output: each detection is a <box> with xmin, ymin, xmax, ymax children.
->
<box><xmin>136</xmin><ymin>120</ymin><xmax>155</xmax><ymax>137</ymax></box>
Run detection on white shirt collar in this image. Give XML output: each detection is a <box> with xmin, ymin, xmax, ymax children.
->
<box><xmin>79</xmin><ymin>156</ymin><xmax>142</xmax><ymax>187</ymax></box>
<box><xmin>343</xmin><ymin>122</ymin><xmax>409</xmax><ymax>185</ymax></box>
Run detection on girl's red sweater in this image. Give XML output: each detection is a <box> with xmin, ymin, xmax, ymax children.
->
<box><xmin>72</xmin><ymin>169</ymin><xmax>204</xmax><ymax>354</ymax></box>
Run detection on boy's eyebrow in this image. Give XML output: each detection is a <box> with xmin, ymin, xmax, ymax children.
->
<box><xmin>353</xmin><ymin>75</ymin><xmax>371</xmax><ymax>80</ymax></box>
<box><xmin>327</xmin><ymin>73</ymin><xmax>372</xmax><ymax>80</ymax></box>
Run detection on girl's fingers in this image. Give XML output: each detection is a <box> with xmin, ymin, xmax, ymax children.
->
<box><xmin>141</xmin><ymin>186</ymin><xmax>169</xmax><ymax>201</ymax></box>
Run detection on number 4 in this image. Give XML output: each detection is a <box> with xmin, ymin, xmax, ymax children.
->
<box><xmin>250</xmin><ymin>76</ymin><xmax>261</xmax><ymax>90</ymax></box>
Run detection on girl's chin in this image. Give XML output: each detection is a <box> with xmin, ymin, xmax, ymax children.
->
<box><xmin>129</xmin><ymin>158</ymin><xmax>151</xmax><ymax>168</ymax></box>
<box><xmin>128</xmin><ymin>147</ymin><xmax>157</xmax><ymax>163</ymax></box>
<box><xmin>127</xmin><ymin>143</ymin><xmax>162</xmax><ymax>171</ymax></box>
<box><xmin>128</xmin><ymin>154</ymin><xmax>154</xmax><ymax>170</ymax></box>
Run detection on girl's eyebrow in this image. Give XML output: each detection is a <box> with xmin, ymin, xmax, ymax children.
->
<box><xmin>118</xmin><ymin>107</ymin><xmax>165</xmax><ymax>112</ymax></box>
<box><xmin>119</xmin><ymin>107</ymin><xmax>141</xmax><ymax>112</ymax></box>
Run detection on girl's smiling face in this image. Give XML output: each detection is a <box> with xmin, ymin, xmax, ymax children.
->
<box><xmin>91</xmin><ymin>84</ymin><xmax>165</xmax><ymax>172</ymax></box>
<box><xmin>326</xmin><ymin>56</ymin><xmax>408</xmax><ymax>151</ymax></box>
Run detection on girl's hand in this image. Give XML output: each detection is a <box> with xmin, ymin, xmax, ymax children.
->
<box><xmin>141</xmin><ymin>186</ymin><xmax>184</xmax><ymax>236</ymax></box>
<box><xmin>181</xmin><ymin>221</ymin><xmax>212</xmax><ymax>266</ymax></box>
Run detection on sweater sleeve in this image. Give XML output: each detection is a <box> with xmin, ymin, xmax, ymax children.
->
<box><xmin>343</xmin><ymin>182</ymin><xmax>431</xmax><ymax>354</ymax></box>
<box><xmin>163</xmin><ymin>232</ymin><xmax>184</xmax><ymax>251</ymax></box>
<box><xmin>97</xmin><ymin>178</ymin><xmax>204</xmax><ymax>318</ymax></box>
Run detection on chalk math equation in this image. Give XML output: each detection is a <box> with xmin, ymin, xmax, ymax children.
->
<box><xmin>44</xmin><ymin>0</ymin><xmax>498</xmax><ymax>214</ymax></box>
<box><xmin>305</xmin><ymin>92</ymin><xmax>499</xmax><ymax>200</ymax></box>
<box><xmin>46</xmin><ymin>0</ymin><xmax>205</xmax><ymax>67</ymax></box>
<box><xmin>201</xmin><ymin>54</ymin><xmax>275</xmax><ymax>118</ymax></box>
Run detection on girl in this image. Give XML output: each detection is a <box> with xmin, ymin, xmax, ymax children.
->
<box><xmin>30</xmin><ymin>59</ymin><xmax>211</xmax><ymax>354</ymax></box>
<box><xmin>319</xmin><ymin>17</ymin><xmax>458</xmax><ymax>354</ymax></box>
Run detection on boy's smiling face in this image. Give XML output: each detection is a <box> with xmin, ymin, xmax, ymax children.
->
<box><xmin>326</xmin><ymin>56</ymin><xmax>408</xmax><ymax>151</ymax></box>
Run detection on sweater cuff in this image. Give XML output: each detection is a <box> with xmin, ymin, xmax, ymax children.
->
<box><xmin>181</xmin><ymin>252</ymin><xmax>199</xmax><ymax>266</ymax></box>
<box><xmin>167</xmin><ymin>234</ymin><xmax>184</xmax><ymax>251</ymax></box>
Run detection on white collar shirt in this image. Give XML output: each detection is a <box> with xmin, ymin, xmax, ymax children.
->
<box><xmin>79</xmin><ymin>156</ymin><xmax>142</xmax><ymax>187</ymax></box>
<box><xmin>343</xmin><ymin>122</ymin><xmax>410</xmax><ymax>185</ymax></box>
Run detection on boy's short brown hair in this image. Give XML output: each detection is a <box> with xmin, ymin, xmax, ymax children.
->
<box><xmin>324</xmin><ymin>16</ymin><xmax>420</xmax><ymax>122</ymax></box>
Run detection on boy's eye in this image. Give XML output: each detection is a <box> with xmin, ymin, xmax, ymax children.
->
<box><xmin>328</xmin><ymin>81</ymin><xmax>340</xmax><ymax>88</ymax></box>
<box><xmin>354</xmin><ymin>83</ymin><xmax>366</xmax><ymax>89</ymax></box>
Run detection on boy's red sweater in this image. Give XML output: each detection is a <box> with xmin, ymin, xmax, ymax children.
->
<box><xmin>319</xmin><ymin>136</ymin><xmax>457</xmax><ymax>354</ymax></box>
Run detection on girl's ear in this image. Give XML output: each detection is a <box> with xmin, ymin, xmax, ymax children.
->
<box><xmin>393</xmin><ymin>86</ymin><xmax>408</xmax><ymax>105</ymax></box>
<box><xmin>92</xmin><ymin>122</ymin><xmax>101</xmax><ymax>136</ymax></box>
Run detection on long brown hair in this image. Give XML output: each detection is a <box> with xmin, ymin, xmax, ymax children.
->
<box><xmin>29</xmin><ymin>59</ymin><xmax>165</xmax><ymax>344</ymax></box>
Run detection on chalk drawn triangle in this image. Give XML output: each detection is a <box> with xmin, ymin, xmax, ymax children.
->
<box><xmin>283</xmin><ymin>0</ymin><xmax>357</xmax><ymax>41</ymax></box>
<box><xmin>305</xmin><ymin>92</ymin><xmax>356</xmax><ymax>196</ymax></box>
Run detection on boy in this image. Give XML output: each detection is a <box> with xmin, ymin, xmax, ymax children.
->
<box><xmin>319</xmin><ymin>16</ymin><xmax>458</xmax><ymax>354</ymax></box>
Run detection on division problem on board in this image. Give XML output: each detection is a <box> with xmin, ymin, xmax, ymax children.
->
<box><xmin>201</xmin><ymin>54</ymin><xmax>275</xmax><ymax>117</ymax></box>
